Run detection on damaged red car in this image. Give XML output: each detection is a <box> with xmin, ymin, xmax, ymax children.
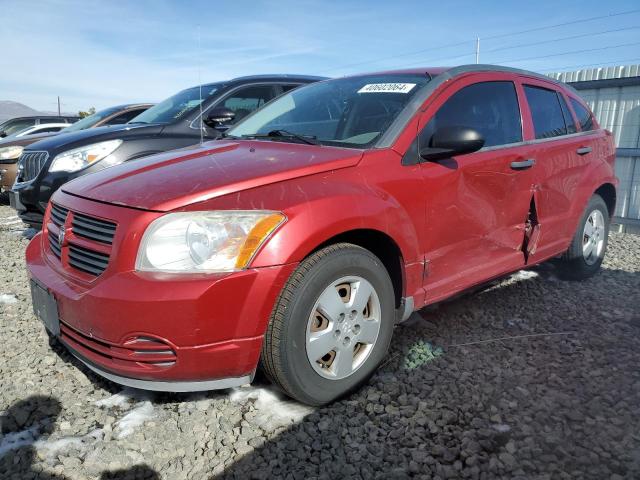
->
<box><xmin>26</xmin><ymin>65</ymin><xmax>617</xmax><ymax>405</ymax></box>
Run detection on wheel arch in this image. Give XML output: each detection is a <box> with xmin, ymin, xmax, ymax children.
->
<box><xmin>594</xmin><ymin>182</ymin><xmax>617</xmax><ymax>218</ymax></box>
<box><xmin>310</xmin><ymin>229</ymin><xmax>405</xmax><ymax>309</ymax></box>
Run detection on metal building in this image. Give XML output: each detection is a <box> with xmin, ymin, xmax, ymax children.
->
<box><xmin>548</xmin><ymin>65</ymin><xmax>640</xmax><ymax>233</ymax></box>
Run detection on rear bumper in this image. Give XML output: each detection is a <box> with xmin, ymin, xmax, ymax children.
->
<box><xmin>26</xmin><ymin>230</ymin><xmax>297</xmax><ymax>390</ymax></box>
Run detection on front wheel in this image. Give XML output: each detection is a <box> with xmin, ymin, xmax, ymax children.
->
<box><xmin>555</xmin><ymin>194</ymin><xmax>610</xmax><ymax>280</ymax></box>
<box><xmin>261</xmin><ymin>243</ymin><xmax>395</xmax><ymax>405</ymax></box>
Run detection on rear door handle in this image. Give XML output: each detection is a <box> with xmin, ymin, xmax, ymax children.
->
<box><xmin>576</xmin><ymin>146</ymin><xmax>592</xmax><ymax>155</ymax></box>
<box><xmin>510</xmin><ymin>158</ymin><xmax>535</xmax><ymax>170</ymax></box>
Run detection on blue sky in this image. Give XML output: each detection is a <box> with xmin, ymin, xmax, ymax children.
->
<box><xmin>1</xmin><ymin>0</ymin><xmax>639</xmax><ymax>113</ymax></box>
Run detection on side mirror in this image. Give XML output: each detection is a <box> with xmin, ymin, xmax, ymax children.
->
<box><xmin>204</xmin><ymin>107</ymin><xmax>236</xmax><ymax>128</ymax></box>
<box><xmin>419</xmin><ymin>126</ymin><xmax>484</xmax><ymax>161</ymax></box>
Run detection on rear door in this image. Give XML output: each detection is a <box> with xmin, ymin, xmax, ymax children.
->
<box><xmin>517</xmin><ymin>79</ymin><xmax>594</xmax><ymax>262</ymax></box>
<box><xmin>414</xmin><ymin>74</ymin><xmax>538</xmax><ymax>303</ymax></box>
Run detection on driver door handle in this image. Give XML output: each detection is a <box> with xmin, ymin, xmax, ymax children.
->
<box><xmin>510</xmin><ymin>158</ymin><xmax>535</xmax><ymax>170</ymax></box>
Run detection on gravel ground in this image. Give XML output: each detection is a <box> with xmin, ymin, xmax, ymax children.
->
<box><xmin>0</xmin><ymin>203</ymin><xmax>639</xmax><ymax>480</ymax></box>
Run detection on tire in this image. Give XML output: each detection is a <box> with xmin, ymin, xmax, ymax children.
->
<box><xmin>261</xmin><ymin>243</ymin><xmax>395</xmax><ymax>405</ymax></box>
<box><xmin>555</xmin><ymin>194</ymin><xmax>610</xmax><ymax>281</ymax></box>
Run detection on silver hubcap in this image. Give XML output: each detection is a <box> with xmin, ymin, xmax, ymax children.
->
<box><xmin>582</xmin><ymin>209</ymin><xmax>605</xmax><ymax>265</ymax></box>
<box><xmin>305</xmin><ymin>276</ymin><xmax>381</xmax><ymax>380</ymax></box>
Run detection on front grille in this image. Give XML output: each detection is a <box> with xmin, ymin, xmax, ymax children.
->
<box><xmin>17</xmin><ymin>151</ymin><xmax>49</xmax><ymax>182</ymax></box>
<box><xmin>72</xmin><ymin>213</ymin><xmax>116</xmax><ymax>244</ymax></box>
<box><xmin>46</xmin><ymin>202</ymin><xmax>117</xmax><ymax>277</ymax></box>
<box><xmin>50</xmin><ymin>204</ymin><xmax>69</xmax><ymax>227</ymax></box>
<box><xmin>68</xmin><ymin>244</ymin><xmax>110</xmax><ymax>276</ymax></box>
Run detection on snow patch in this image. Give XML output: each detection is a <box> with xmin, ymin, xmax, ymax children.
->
<box><xmin>0</xmin><ymin>294</ymin><xmax>17</xmax><ymax>304</ymax></box>
<box><xmin>512</xmin><ymin>270</ymin><xmax>539</xmax><ymax>281</ymax></box>
<box><xmin>0</xmin><ymin>426</ymin><xmax>103</xmax><ymax>458</ymax></box>
<box><xmin>115</xmin><ymin>401</ymin><xmax>155</xmax><ymax>438</ymax></box>
<box><xmin>95</xmin><ymin>387</ymin><xmax>154</xmax><ymax>409</ymax></box>
<box><xmin>231</xmin><ymin>386</ymin><xmax>313</xmax><ymax>423</ymax></box>
<box><xmin>0</xmin><ymin>425</ymin><xmax>39</xmax><ymax>457</ymax></box>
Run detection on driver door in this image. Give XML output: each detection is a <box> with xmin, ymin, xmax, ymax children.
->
<box><xmin>414</xmin><ymin>76</ymin><xmax>538</xmax><ymax>303</ymax></box>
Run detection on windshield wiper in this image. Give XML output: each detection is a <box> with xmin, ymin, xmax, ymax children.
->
<box><xmin>242</xmin><ymin>130</ymin><xmax>319</xmax><ymax>145</ymax></box>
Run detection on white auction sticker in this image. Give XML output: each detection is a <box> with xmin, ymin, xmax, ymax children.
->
<box><xmin>357</xmin><ymin>83</ymin><xmax>416</xmax><ymax>94</ymax></box>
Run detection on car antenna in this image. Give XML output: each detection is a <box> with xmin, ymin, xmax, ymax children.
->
<box><xmin>198</xmin><ymin>24</ymin><xmax>204</xmax><ymax>146</ymax></box>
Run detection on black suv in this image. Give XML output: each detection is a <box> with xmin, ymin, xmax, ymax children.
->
<box><xmin>0</xmin><ymin>116</ymin><xmax>81</xmax><ymax>138</ymax></box>
<box><xmin>10</xmin><ymin>74</ymin><xmax>324</xmax><ymax>227</ymax></box>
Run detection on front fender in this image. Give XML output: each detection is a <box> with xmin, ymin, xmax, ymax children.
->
<box><xmin>202</xmin><ymin>168</ymin><xmax>422</xmax><ymax>268</ymax></box>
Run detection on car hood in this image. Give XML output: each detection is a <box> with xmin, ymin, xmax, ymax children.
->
<box><xmin>26</xmin><ymin>123</ymin><xmax>163</xmax><ymax>152</ymax></box>
<box><xmin>0</xmin><ymin>131</ymin><xmax>57</xmax><ymax>148</ymax></box>
<box><xmin>62</xmin><ymin>140</ymin><xmax>363</xmax><ymax>211</ymax></box>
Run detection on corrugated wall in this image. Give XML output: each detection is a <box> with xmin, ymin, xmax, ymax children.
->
<box><xmin>549</xmin><ymin>65</ymin><xmax>640</xmax><ymax>232</ymax></box>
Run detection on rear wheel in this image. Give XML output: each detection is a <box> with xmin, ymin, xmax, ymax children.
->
<box><xmin>261</xmin><ymin>243</ymin><xmax>395</xmax><ymax>405</ymax></box>
<box><xmin>556</xmin><ymin>194</ymin><xmax>609</xmax><ymax>280</ymax></box>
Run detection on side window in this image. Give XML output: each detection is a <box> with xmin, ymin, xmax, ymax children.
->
<box><xmin>31</xmin><ymin>126</ymin><xmax>62</xmax><ymax>134</ymax></box>
<box><xmin>281</xmin><ymin>84</ymin><xmax>301</xmax><ymax>93</ymax></box>
<box><xmin>420</xmin><ymin>81</ymin><xmax>522</xmax><ymax>149</ymax></box>
<box><xmin>557</xmin><ymin>94</ymin><xmax>577</xmax><ymax>134</ymax></box>
<box><xmin>569</xmin><ymin>98</ymin><xmax>595</xmax><ymax>131</ymax></box>
<box><xmin>222</xmin><ymin>86</ymin><xmax>276</xmax><ymax>124</ymax></box>
<box><xmin>105</xmin><ymin>110</ymin><xmax>143</xmax><ymax>125</ymax></box>
<box><xmin>523</xmin><ymin>85</ymin><xmax>567</xmax><ymax>139</ymax></box>
<box><xmin>40</xmin><ymin>118</ymin><xmax>63</xmax><ymax>124</ymax></box>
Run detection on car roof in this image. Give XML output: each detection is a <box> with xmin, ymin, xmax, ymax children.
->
<box><xmin>181</xmin><ymin>74</ymin><xmax>328</xmax><ymax>92</ymax></box>
<box><xmin>354</xmin><ymin>64</ymin><xmax>575</xmax><ymax>92</ymax></box>
<box><xmin>2</xmin><ymin>115</ymin><xmax>79</xmax><ymax>121</ymax></box>
<box><xmin>106</xmin><ymin>103</ymin><xmax>155</xmax><ymax>111</ymax></box>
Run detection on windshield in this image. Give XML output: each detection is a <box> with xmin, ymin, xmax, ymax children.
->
<box><xmin>228</xmin><ymin>74</ymin><xmax>430</xmax><ymax>148</ymax></box>
<box><xmin>129</xmin><ymin>84</ymin><xmax>222</xmax><ymax>125</ymax></box>
<box><xmin>62</xmin><ymin>106</ymin><xmax>121</xmax><ymax>132</ymax></box>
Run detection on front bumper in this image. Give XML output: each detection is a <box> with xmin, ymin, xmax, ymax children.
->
<box><xmin>26</xmin><ymin>220</ymin><xmax>297</xmax><ymax>391</ymax></box>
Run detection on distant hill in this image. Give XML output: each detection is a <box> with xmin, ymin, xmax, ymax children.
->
<box><xmin>0</xmin><ymin>100</ymin><xmax>75</xmax><ymax>123</ymax></box>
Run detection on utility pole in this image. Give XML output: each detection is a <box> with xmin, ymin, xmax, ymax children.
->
<box><xmin>475</xmin><ymin>37</ymin><xmax>480</xmax><ymax>64</ymax></box>
<box><xmin>57</xmin><ymin>96</ymin><xmax>61</xmax><ymax>116</ymax></box>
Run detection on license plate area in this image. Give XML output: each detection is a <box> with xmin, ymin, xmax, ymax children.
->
<box><xmin>30</xmin><ymin>280</ymin><xmax>60</xmax><ymax>336</ymax></box>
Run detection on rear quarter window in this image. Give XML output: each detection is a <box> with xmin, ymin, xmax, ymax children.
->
<box><xmin>569</xmin><ymin>97</ymin><xmax>596</xmax><ymax>131</ymax></box>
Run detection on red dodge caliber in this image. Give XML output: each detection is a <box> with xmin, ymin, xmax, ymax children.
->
<box><xmin>27</xmin><ymin>65</ymin><xmax>617</xmax><ymax>405</ymax></box>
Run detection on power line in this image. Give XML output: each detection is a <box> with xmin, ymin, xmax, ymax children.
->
<box><xmin>321</xmin><ymin>8</ymin><xmax>640</xmax><ymax>74</ymax></box>
<box><xmin>322</xmin><ymin>40</ymin><xmax>471</xmax><ymax>74</ymax></box>
<box><xmin>496</xmin><ymin>40</ymin><xmax>640</xmax><ymax>65</ymax></box>
<box><xmin>539</xmin><ymin>57</ymin><xmax>640</xmax><ymax>73</ymax></box>
<box><xmin>484</xmin><ymin>26</ymin><xmax>640</xmax><ymax>54</ymax></box>
<box><xmin>483</xmin><ymin>8</ymin><xmax>640</xmax><ymax>40</ymax></box>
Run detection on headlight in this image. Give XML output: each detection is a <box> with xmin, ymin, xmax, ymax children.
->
<box><xmin>49</xmin><ymin>139</ymin><xmax>122</xmax><ymax>172</ymax></box>
<box><xmin>0</xmin><ymin>146</ymin><xmax>24</xmax><ymax>160</ymax></box>
<box><xmin>136</xmin><ymin>211</ymin><xmax>286</xmax><ymax>273</ymax></box>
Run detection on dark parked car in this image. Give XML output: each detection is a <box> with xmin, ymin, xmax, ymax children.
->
<box><xmin>0</xmin><ymin>104</ymin><xmax>152</xmax><ymax>195</ymax></box>
<box><xmin>26</xmin><ymin>65</ymin><xmax>616</xmax><ymax>404</ymax></box>
<box><xmin>0</xmin><ymin>116</ymin><xmax>80</xmax><ymax>138</ymax></box>
<box><xmin>10</xmin><ymin>74</ymin><xmax>324</xmax><ymax>227</ymax></box>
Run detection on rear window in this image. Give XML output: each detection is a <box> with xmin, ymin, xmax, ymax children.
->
<box><xmin>524</xmin><ymin>85</ymin><xmax>567</xmax><ymax>139</ymax></box>
<box><xmin>570</xmin><ymin>98</ymin><xmax>595</xmax><ymax>131</ymax></box>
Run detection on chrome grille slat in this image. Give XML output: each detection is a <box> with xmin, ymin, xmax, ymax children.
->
<box><xmin>18</xmin><ymin>151</ymin><xmax>49</xmax><ymax>182</ymax></box>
